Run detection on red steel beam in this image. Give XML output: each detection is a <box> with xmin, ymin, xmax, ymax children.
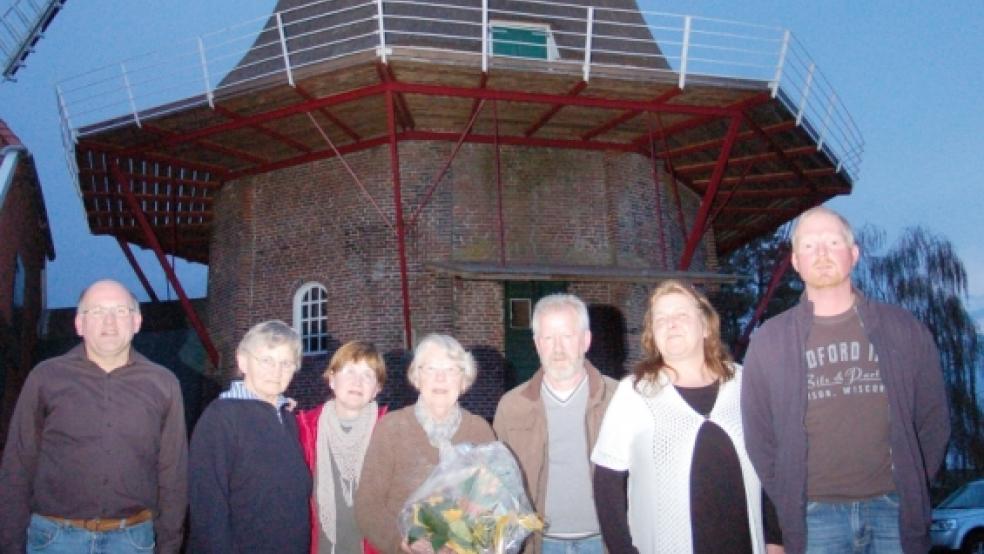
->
<box><xmin>691</xmin><ymin>167</ymin><xmax>834</xmax><ymax>188</ymax></box>
<box><xmin>631</xmin><ymin>92</ymin><xmax>771</xmax><ymax>148</ymax></box>
<box><xmin>306</xmin><ymin>112</ymin><xmax>394</xmax><ymax>232</ymax></box>
<box><xmin>79</xmin><ymin>169</ymin><xmax>218</xmax><ymax>189</ymax></box>
<box><xmin>294</xmin><ymin>85</ymin><xmax>361</xmax><ymax>142</ymax></box>
<box><xmin>116</xmin><ymin>237</ymin><xmax>160</xmax><ymax>303</ymax></box>
<box><xmin>736</xmin><ymin>248</ymin><xmax>792</xmax><ymax>358</ymax></box>
<box><xmin>494</xmin><ymin>100</ymin><xmax>506</xmax><ymax>264</ymax></box>
<box><xmin>115</xmin><ymin>83</ymin><xmax>388</xmax><ymax>156</ymax></box>
<box><xmin>83</xmin><ymin>190</ymin><xmax>215</xmax><ymax>205</ymax></box>
<box><xmin>212</xmin><ymin>105</ymin><xmax>313</xmax><ymax>153</ymax></box>
<box><xmin>385</xmin><ymin>89</ymin><xmax>414</xmax><ymax>350</ymax></box>
<box><xmin>674</xmin><ymin>145</ymin><xmax>817</xmax><ymax>176</ymax></box>
<box><xmin>78</xmin><ymin>141</ymin><xmax>230</xmax><ymax>178</ymax></box>
<box><xmin>142</xmin><ymin>122</ymin><xmax>268</xmax><ymax>166</ymax></box>
<box><xmin>407</xmin><ymin>99</ymin><xmax>487</xmax><ymax>227</ymax></box>
<box><xmin>469</xmin><ymin>73</ymin><xmax>489</xmax><ymax>116</ymax></box>
<box><xmin>389</xmin><ymin>81</ymin><xmax>739</xmax><ymax>117</ymax></box>
<box><xmin>109</xmin><ymin>160</ymin><xmax>220</xmax><ymax>367</ymax></box>
<box><xmin>403</xmin><ymin>129</ymin><xmax>636</xmax><ymax>153</ymax></box>
<box><xmin>648</xmin><ymin>115</ymin><xmax>669</xmax><ymax>269</ymax></box>
<box><xmin>377</xmin><ymin>62</ymin><xmax>415</xmax><ymax>130</ymax></box>
<box><xmin>227</xmin><ymin>135</ymin><xmax>391</xmax><ymax>180</ymax></box>
<box><xmin>660</xmin><ymin>121</ymin><xmax>797</xmax><ymax>159</ymax></box>
<box><xmin>700</xmin><ymin>186</ymin><xmax>849</xmax><ymax>199</ymax></box>
<box><xmin>582</xmin><ymin>87</ymin><xmax>682</xmax><ymax>141</ymax></box>
<box><xmin>229</xmin><ymin>127</ymin><xmax>636</xmax><ymax>181</ymax></box>
<box><xmin>719</xmin><ymin>206</ymin><xmax>801</xmax><ymax>215</ymax></box>
<box><xmin>678</xmin><ymin>115</ymin><xmax>742</xmax><ymax>270</ymax></box>
<box><xmin>524</xmin><ymin>80</ymin><xmax>587</xmax><ymax>137</ymax></box>
<box><xmin>743</xmin><ymin>114</ymin><xmax>818</xmax><ymax>191</ymax></box>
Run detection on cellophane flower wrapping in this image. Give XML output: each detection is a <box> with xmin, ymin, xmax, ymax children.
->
<box><xmin>398</xmin><ymin>441</ymin><xmax>543</xmax><ymax>554</ymax></box>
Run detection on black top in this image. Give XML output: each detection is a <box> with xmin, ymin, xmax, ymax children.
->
<box><xmin>594</xmin><ymin>381</ymin><xmax>782</xmax><ymax>554</ymax></box>
<box><xmin>189</xmin><ymin>398</ymin><xmax>312</xmax><ymax>553</ymax></box>
<box><xmin>678</xmin><ymin>381</ymin><xmax>753</xmax><ymax>554</ymax></box>
<box><xmin>0</xmin><ymin>344</ymin><xmax>188</xmax><ymax>554</ymax></box>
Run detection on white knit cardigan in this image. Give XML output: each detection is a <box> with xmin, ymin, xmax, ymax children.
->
<box><xmin>591</xmin><ymin>365</ymin><xmax>764</xmax><ymax>554</ymax></box>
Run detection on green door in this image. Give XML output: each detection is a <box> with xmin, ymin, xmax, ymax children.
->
<box><xmin>503</xmin><ymin>281</ymin><xmax>568</xmax><ymax>387</ymax></box>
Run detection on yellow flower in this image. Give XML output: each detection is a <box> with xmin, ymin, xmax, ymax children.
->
<box><xmin>443</xmin><ymin>508</ymin><xmax>464</xmax><ymax>522</ymax></box>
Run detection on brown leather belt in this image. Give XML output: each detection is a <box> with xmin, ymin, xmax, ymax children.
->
<box><xmin>45</xmin><ymin>509</ymin><xmax>153</xmax><ymax>532</ymax></box>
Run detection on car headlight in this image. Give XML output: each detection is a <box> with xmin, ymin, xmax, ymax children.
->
<box><xmin>930</xmin><ymin>519</ymin><xmax>957</xmax><ymax>532</ymax></box>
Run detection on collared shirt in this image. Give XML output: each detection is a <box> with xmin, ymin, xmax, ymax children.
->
<box><xmin>219</xmin><ymin>380</ymin><xmax>289</xmax><ymax>422</ymax></box>
<box><xmin>0</xmin><ymin>344</ymin><xmax>188</xmax><ymax>554</ymax></box>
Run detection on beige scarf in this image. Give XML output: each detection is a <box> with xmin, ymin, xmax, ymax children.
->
<box><xmin>316</xmin><ymin>400</ymin><xmax>378</xmax><ymax>547</ymax></box>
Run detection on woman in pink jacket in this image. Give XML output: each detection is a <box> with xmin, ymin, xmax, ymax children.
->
<box><xmin>298</xmin><ymin>341</ymin><xmax>388</xmax><ymax>554</ymax></box>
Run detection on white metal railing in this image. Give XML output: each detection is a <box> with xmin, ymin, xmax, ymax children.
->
<box><xmin>1</xmin><ymin>0</ymin><xmax>65</xmax><ymax>79</ymax></box>
<box><xmin>55</xmin><ymin>0</ymin><xmax>863</xmax><ymax>180</ymax></box>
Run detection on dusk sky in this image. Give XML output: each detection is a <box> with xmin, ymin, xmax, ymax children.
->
<box><xmin>1</xmin><ymin>0</ymin><xmax>981</xmax><ymax>323</ymax></box>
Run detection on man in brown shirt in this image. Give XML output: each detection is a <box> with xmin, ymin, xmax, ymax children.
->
<box><xmin>0</xmin><ymin>279</ymin><xmax>188</xmax><ymax>553</ymax></box>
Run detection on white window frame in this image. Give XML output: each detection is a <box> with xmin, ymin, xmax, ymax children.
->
<box><xmin>488</xmin><ymin>20</ymin><xmax>560</xmax><ymax>61</ymax></box>
<box><xmin>293</xmin><ymin>281</ymin><xmax>329</xmax><ymax>356</ymax></box>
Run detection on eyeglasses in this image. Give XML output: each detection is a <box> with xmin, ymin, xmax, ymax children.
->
<box><xmin>249</xmin><ymin>352</ymin><xmax>297</xmax><ymax>372</ymax></box>
<box><xmin>82</xmin><ymin>305</ymin><xmax>136</xmax><ymax>318</ymax></box>
<box><xmin>335</xmin><ymin>366</ymin><xmax>378</xmax><ymax>383</ymax></box>
<box><xmin>419</xmin><ymin>365</ymin><xmax>463</xmax><ymax>377</ymax></box>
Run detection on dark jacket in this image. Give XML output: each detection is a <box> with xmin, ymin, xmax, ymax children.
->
<box><xmin>189</xmin><ymin>398</ymin><xmax>312</xmax><ymax>553</ymax></box>
<box><xmin>741</xmin><ymin>292</ymin><xmax>950</xmax><ymax>554</ymax></box>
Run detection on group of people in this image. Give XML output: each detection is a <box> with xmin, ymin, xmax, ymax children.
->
<box><xmin>0</xmin><ymin>206</ymin><xmax>951</xmax><ymax>554</ymax></box>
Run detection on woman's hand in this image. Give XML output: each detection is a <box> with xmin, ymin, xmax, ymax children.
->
<box><xmin>766</xmin><ymin>544</ymin><xmax>785</xmax><ymax>554</ymax></box>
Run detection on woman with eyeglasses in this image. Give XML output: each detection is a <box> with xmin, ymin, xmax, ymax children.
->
<box><xmin>189</xmin><ymin>320</ymin><xmax>312</xmax><ymax>553</ymax></box>
<box><xmin>297</xmin><ymin>341</ymin><xmax>388</xmax><ymax>554</ymax></box>
<box><xmin>355</xmin><ymin>334</ymin><xmax>495</xmax><ymax>554</ymax></box>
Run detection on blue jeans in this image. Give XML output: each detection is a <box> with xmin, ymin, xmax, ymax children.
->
<box><xmin>27</xmin><ymin>514</ymin><xmax>155</xmax><ymax>553</ymax></box>
<box><xmin>541</xmin><ymin>534</ymin><xmax>604</xmax><ymax>554</ymax></box>
<box><xmin>806</xmin><ymin>493</ymin><xmax>902</xmax><ymax>553</ymax></box>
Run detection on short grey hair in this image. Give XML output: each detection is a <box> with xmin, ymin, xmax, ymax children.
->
<box><xmin>76</xmin><ymin>279</ymin><xmax>141</xmax><ymax>315</ymax></box>
<box><xmin>790</xmin><ymin>205</ymin><xmax>855</xmax><ymax>249</ymax></box>
<box><xmin>407</xmin><ymin>333</ymin><xmax>478</xmax><ymax>391</ymax></box>
<box><xmin>531</xmin><ymin>293</ymin><xmax>589</xmax><ymax>336</ymax></box>
<box><xmin>237</xmin><ymin>320</ymin><xmax>302</xmax><ymax>365</ymax></box>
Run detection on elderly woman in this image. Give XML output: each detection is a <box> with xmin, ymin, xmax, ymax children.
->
<box><xmin>298</xmin><ymin>341</ymin><xmax>388</xmax><ymax>554</ymax></box>
<box><xmin>590</xmin><ymin>280</ymin><xmax>781</xmax><ymax>554</ymax></box>
<box><xmin>355</xmin><ymin>334</ymin><xmax>495</xmax><ymax>553</ymax></box>
<box><xmin>189</xmin><ymin>320</ymin><xmax>312</xmax><ymax>553</ymax></box>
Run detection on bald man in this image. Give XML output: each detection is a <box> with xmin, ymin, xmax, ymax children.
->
<box><xmin>0</xmin><ymin>280</ymin><xmax>188</xmax><ymax>553</ymax></box>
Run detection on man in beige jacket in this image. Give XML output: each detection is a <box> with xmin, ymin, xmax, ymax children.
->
<box><xmin>494</xmin><ymin>293</ymin><xmax>617</xmax><ymax>554</ymax></box>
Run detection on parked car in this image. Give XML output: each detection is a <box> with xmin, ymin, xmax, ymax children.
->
<box><xmin>932</xmin><ymin>479</ymin><xmax>984</xmax><ymax>553</ymax></box>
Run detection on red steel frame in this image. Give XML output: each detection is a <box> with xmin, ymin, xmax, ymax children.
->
<box><xmin>91</xmin><ymin>72</ymin><xmax>822</xmax><ymax>356</ymax></box>
<box><xmin>735</xmin><ymin>247</ymin><xmax>791</xmax><ymax>358</ymax></box>
<box><xmin>109</xmin><ymin>162</ymin><xmax>221</xmax><ymax>367</ymax></box>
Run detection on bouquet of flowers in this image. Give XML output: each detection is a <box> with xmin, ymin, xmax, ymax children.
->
<box><xmin>399</xmin><ymin>441</ymin><xmax>543</xmax><ymax>554</ymax></box>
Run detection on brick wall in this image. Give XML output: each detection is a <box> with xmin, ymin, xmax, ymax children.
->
<box><xmin>0</xmin><ymin>160</ymin><xmax>51</xmax><ymax>446</ymax></box>
<box><xmin>207</xmin><ymin>141</ymin><xmax>715</xmax><ymax>419</ymax></box>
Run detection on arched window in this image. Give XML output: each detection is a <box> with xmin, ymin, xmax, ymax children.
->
<box><xmin>293</xmin><ymin>282</ymin><xmax>329</xmax><ymax>355</ymax></box>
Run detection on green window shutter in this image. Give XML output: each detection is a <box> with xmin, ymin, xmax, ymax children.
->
<box><xmin>492</xmin><ymin>26</ymin><xmax>549</xmax><ymax>59</ymax></box>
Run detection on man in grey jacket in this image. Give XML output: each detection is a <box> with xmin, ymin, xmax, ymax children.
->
<box><xmin>741</xmin><ymin>206</ymin><xmax>950</xmax><ymax>554</ymax></box>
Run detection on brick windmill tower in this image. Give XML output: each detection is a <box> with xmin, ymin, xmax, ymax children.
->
<box><xmin>58</xmin><ymin>0</ymin><xmax>861</xmax><ymax>414</ymax></box>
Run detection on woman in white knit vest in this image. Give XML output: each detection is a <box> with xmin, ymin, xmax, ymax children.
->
<box><xmin>590</xmin><ymin>280</ymin><xmax>782</xmax><ymax>554</ymax></box>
